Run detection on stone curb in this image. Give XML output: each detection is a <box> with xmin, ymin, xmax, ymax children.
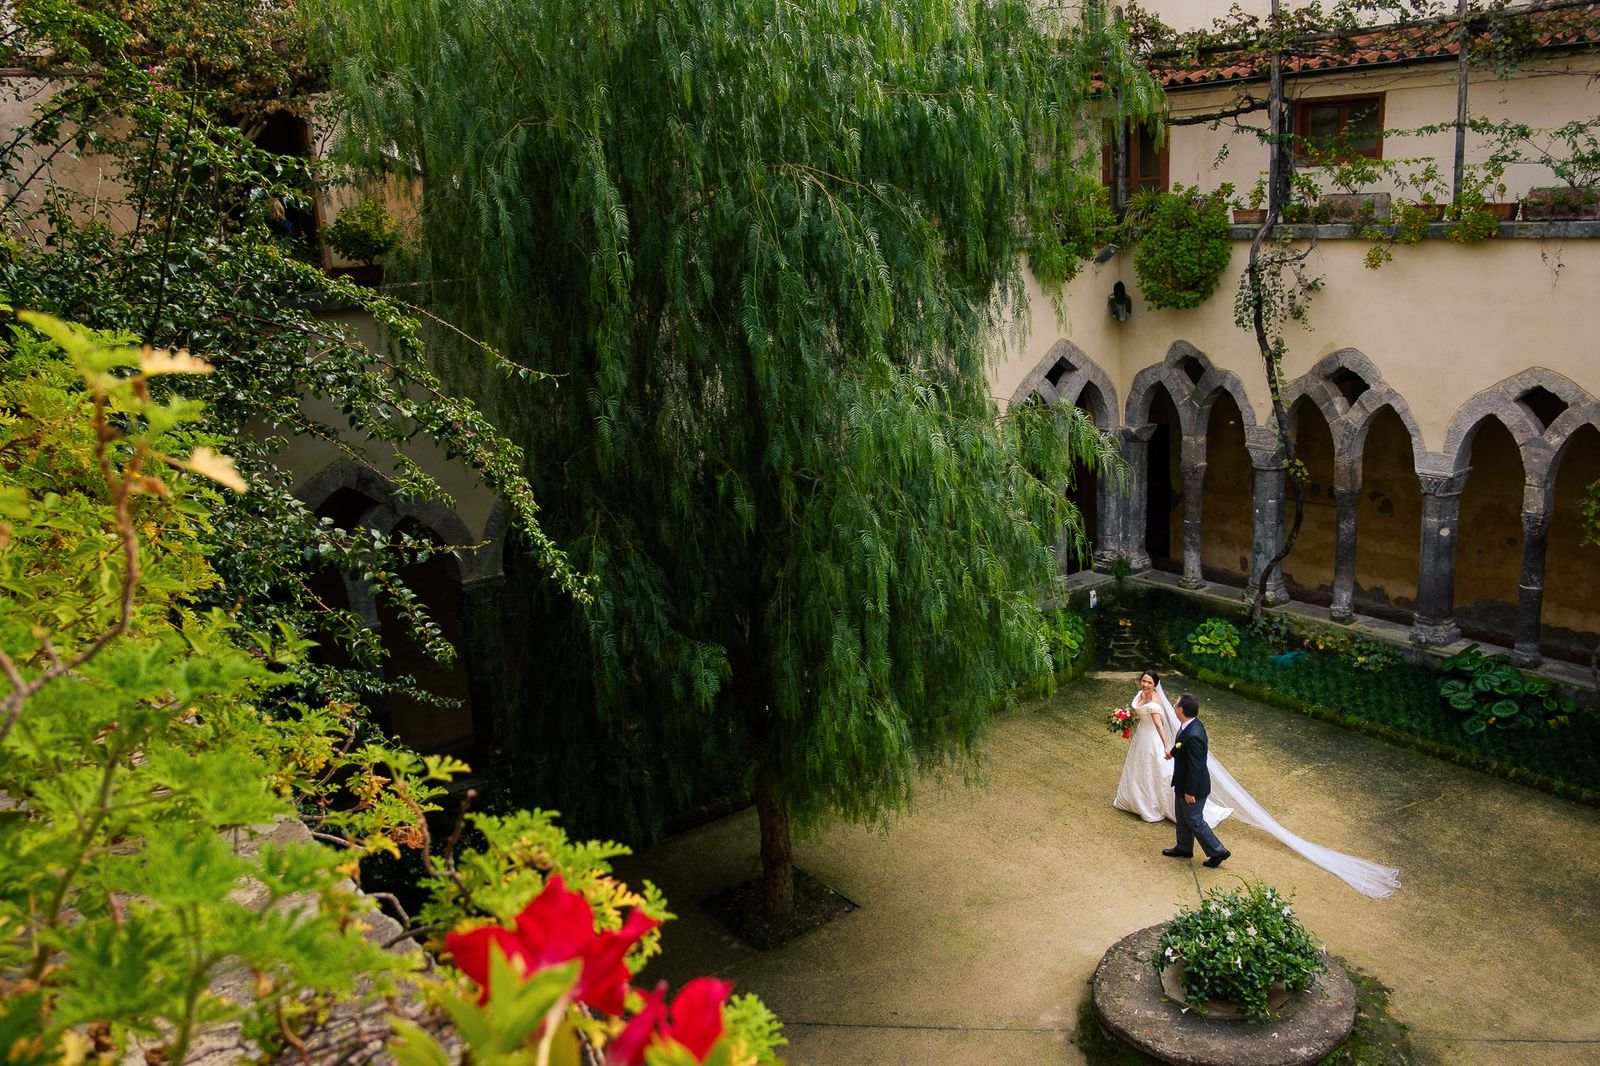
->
<box><xmin>1091</xmin><ymin>925</ymin><xmax>1355</xmax><ymax>1066</ymax></box>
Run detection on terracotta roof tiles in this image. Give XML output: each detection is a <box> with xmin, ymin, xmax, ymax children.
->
<box><xmin>1149</xmin><ymin>4</ymin><xmax>1600</xmax><ymax>88</ymax></box>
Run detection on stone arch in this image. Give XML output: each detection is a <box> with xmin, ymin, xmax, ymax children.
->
<box><xmin>1126</xmin><ymin>341</ymin><xmax>1212</xmax><ymax>435</ymax></box>
<box><xmin>1008</xmin><ymin>340</ymin><xmax>1123</xmax><ymax>573</ymax></box>
<box><xmin>1285</xmin><ymin>349</ymin><xmax>1427</xmax><ymax>488</ymax></box>
<box><xmin>294</xmin><ymin>460</ymin><xmax>485</xmax><ymax>584</ymax></box>
<box><xmin>1441</xmin><ymin>369</ymin><xmax>1600</xmax><ymax>491</ymax></box>
<box><xmin>1009</xmin><ymin>338</ymin><xmax>1120</xmax><ymax>431</ymax></box>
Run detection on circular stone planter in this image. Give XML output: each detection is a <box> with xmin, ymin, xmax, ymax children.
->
<box><xmin>1091</xmin><ymin>925</ymin><xmax>1356</xmax><ymax>1066</ymax></box>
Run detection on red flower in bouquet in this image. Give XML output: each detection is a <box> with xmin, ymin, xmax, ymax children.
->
<box><xmin>607</xmin><ymin>977</ymin><xmax>733</xmax><ymax>1065</ymax></box>
<box><xmin>1106</xmin><ymin>706</ymin><xmax>1135</xmax><ymax>739</ymax></box>
<box><xmin>444</xmin><ymin>874</ymin><xmax>660</xmax><ymax>1011</ymax></box>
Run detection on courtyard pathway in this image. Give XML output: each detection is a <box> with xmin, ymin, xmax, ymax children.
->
<box><xmin>619</xmin><ymin>670</ymin><xmax>1600</xmax><ymax>1066</ymax></box>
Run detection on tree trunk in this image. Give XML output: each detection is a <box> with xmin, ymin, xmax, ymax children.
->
<box><xmin>754</xmin><ymin>761</ymin><xmax>795</xmax><ymax>922</ymax></box>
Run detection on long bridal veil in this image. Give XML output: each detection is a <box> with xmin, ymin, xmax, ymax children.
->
<box><xmin>1154</xmin><ymin>683</ymin><xmax>1401</xmax><ymax>899</ymax></box>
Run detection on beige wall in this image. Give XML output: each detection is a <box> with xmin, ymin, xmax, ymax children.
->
<box><xmin>1168</xmin><ymin>56</ymin><xmax>1600</xmax><ymax>205</ymax></box>
<box><xmin>996</xmin><ymin>233</ymin><xmax>1600</xmax><ymax>454</ymax></box>
<box><xmin>0</xmin><ymin>76</ymin><xmax>137</xmax><ymax>232</ymax></box>
<box><xmin>270</xmin><ymin>310</ymin><xmax>503</xmax><ymax>542</ymax></box>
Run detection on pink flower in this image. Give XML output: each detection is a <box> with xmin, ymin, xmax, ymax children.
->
<box><xmin>444</xmin><ymin>875</ymin><xmax>660</xmax><ymax>1012</ymax></box>
<box><xmin>607</xmin><ymin>977</ymin><xmax>733</xmax><ymax>1065</ymax></box>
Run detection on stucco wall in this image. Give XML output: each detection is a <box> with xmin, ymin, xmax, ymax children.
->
<box><xmin>1166</xmin><ymin>57</ymin><xmax>1600</xmax><ymax>206</ymax></box>
<box><xmin>271</xmin><ymin>309</ymin><xmax>503</xmax><ymax>543</ymax></box>
<box><xmin>996</xmin><ymin>232</ymin><xmax>1600</xmax><ymax>454</ymax></box>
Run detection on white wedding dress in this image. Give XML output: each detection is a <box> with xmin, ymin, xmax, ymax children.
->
<box><xmin>1112</xmin><ymin>683</ymin><xmax>1401</xmax><ymax>900</ymax></box>
<box><xmin>1113</xmin><ymin>691</ymin><xmax>1234</xmax><ymax>827</ymax></box>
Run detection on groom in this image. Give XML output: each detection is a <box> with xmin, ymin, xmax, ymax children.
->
<box><xmin>1162</xmin><ymin>693</ymin><xmax>1230</xmax><ymax>868</ymax></box>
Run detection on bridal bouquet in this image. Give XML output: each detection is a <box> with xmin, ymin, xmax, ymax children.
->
<box><xmin>1106</xmin><ymin>706</ymin><xmax>1135</xmax><ymax>739</ymax></box>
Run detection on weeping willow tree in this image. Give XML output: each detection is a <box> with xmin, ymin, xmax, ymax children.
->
<box><xmin>315</xmin><ymin>0</ymin><xmax>1159</xmax><ymax>919</ymax></box>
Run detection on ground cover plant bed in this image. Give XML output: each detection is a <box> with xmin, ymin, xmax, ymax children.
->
<box><xmin>1150</xmin><ymin>600</ymin><xmax>1600</xmax><ymax>804</ymax></box>
<box><xmin>702</xmin><ymin>869</ymin><xmax>859</xmax><ymax>951</ymax></box>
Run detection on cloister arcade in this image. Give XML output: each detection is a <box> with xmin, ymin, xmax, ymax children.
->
<box><xmin>1012</xmin><ymin>340</ymin><xmax>1600</xmax><ymax>667</ymax></box>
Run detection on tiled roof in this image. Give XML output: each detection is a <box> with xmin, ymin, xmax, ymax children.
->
<box><xmin>1149</xmin><ymin>3</ymin><xmax>1600</xmax><ymax>88</ymax></box>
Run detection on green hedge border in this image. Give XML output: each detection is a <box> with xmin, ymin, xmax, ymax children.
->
<box><xmin>1150</xmin><ymin>618</ymin><xmax>1600</xmax><ymax>809</ymax></box>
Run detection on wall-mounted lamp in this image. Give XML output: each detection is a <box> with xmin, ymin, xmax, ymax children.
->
<box><xmin>1108</xmin><ymin>281</ymin><xmax>1132</xmax><ymax>322</ymax></box>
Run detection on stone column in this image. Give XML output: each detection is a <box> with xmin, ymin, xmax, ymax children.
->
<box><xmin>1246</xmin><ymin>441</ymin><xmax>1289</xmax><ymax>607</ymax></box>
<box><xmin>1120</xmin><ymin>426</ymin><xmax>1154</xmax><ymax>572</ymax></box>
<box><xmin>1410</xmin><ymin>470</ymin><xmax>1469</xmax><ymax>647</ymax></box>
<box><xmin>459</xmin><ymin>575</ymin><xmax>510</xmax><ymax>773</ymax></box>
<box><xmin>1511</xmin><ymin>486</ymin><xmax>1550</xmax><ymax>668</ymax></box>
<box><xmin>1092</xmin><ymin>469</ymin><xmax>1124</xmax><ymax>573</ymax></box>
<box><xmin>1329</xmin><ymin>485</ymin><xmax>1360</xmax><ymax>623</ymax></box>
<box><xmin>1178</xmin><ymin>436</ymin><xmax>1207</xmax><ymax>590</ymax></box>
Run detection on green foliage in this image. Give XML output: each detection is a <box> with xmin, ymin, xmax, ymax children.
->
<box><xmin>1156</xmin><ymin>881</ymin><xmax>1324</xmax><ymax>1024</ymax></box>
<box><xmin>0</xmin><ymin>317</ymin><xmax>789</xmax><ymax>1063</ymax></box>
<box><xmin>2</xmin><ymin>0</ymin><xmax>590</xmax><ymax>735</ymax></box>
<box><xmin>1041</xmin><ymin>607</ymin><xmax>1089</xmax><ymax>674</ymax></box>
<box><xmin>325</xmin><ymin>194</ymin><xmax>401</xmax><ymax>264</ymax></box>
<box><xmin>0</xmin><ymin>316</ymin><xmax>438</xmax><ymax>1061</ymax></box>
<box><xmin>1299</xmin><ymin>625</ymin><xmax>1351</xmax><ymax>657</ymax></box>
<box><xmin>1247</xmin><ymin>610</ymin><xmax>1294</xmax><ymax>649</ymax></box>
<box><xmin>313</xmin><ymin>0</ymin><xmax>1155</xmax><ymax>845</ymax></box>
<box><xmin>1340</xmin><ymin>635</ymin><xmax>1397</xmax><ymax>674</ymax></box>
<box><xmin>1187</xmin><ymin>617</ymin><xmax>1241</xmax><ymax>659</ymax></box>
<box><xmin>1157</xmin><ymin>599</ymin><xmax>1600</xmax><ymax>795</ymax></box>
<box><xmin>1128</xmin><ymin>183</ymin><xmax>1234</xmax><ymax>310</ymax></box>
<box><xmin>1027</xmin><ymin>171</ymin><xmax>1118</xmax><ymax>287</ymax></box>
<box><xmin>1436</xmin><ymin>644</ymin><xmax>1578</xmax><ymax>734</ymax></box>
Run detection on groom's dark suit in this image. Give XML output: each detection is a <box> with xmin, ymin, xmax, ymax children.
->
<box><xmin>1171</xmin><ymin>717</ymin><xmax>1227</xmax><ymax>860</ymax></box>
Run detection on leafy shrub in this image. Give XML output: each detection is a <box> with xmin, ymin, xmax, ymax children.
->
<box><xmin>1248</xmin><ymin>610</ymin><xmax>1294</xmax><ymax>648</ymax></box>
<box><xmin>1129</xmin><ymin>183</ymin><xmax>1234</xmax><ymax>310</ymax></box>
<box><xmin>1155</xmin><ymin>881</ymin><xmax>1325</xmax><ymax>1023</ymax></box>
<box><xmin>324</xmin><ymin>194</ymin><xmax>400</xmax><ymax>264</ymax></box>
<box><xmin>1042</xmin><ymin>607</ymin><xmax>1088</xmax><ymax>672</ymax></box>
<box><xmin>1341</xmin><ymin>635</ymin><xmax>1398</xmax><ymax>674</ymax></box>
<box><xmin>1299</xmin><ymin>625</ymin><xmax>1351</xmax><ymax>656</ymax></box>
<box><xmin>1156</xmin><ymin>599</ymin><xmax>1600</xmax><ymax>795</ymax></box>
<box><xmin>1437</xmin><ymin>644</ymin><xmax>1577</xmax><ymax>734</ymax></box>
<box><xmin>1026</xmin><ymin>170</ymin><xmax>1117</xmax><ymax>286</ymax></box>
<box><xmin>1187</xmin><ymin>617</ymin><xmax>1241</xmax><ymax>659</ymax></box>
<box><xmin>0</xmin><ymin>316</ymin><xmax>788</xmax><ymax>1065</ymax></box>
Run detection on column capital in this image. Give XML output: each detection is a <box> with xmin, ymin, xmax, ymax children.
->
<box><xmin>1417</xmin><ymin>469</ymin><xmax>1470</xmax><ymax>498</ymax></box>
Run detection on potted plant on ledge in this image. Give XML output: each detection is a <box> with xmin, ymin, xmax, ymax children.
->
<box><xmin>1321</xmin><ymin>158</ymin><xmax>1392</xmax><ymax>224</ymax></box>
<box><xmin>1232</xmin><ymin>175</ymin><xmax>1268</xmax><ymax>225</ymax></box>
<box><xmin>324</xmin><ymin>194</ymin><xmax>401</xmax><ymax>285</ymax></box>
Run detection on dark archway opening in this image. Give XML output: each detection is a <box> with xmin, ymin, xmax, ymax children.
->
<box><xmin>1199</xmin><ymin>392</ymin><xmax>1251</xmax><ymax>588</ymax></box>
<box><xmin>1353</xmin><ymin>407</ymin><xmax>1420</xmax><ymax>625</ymax></box>
<box><xmin>1454</xmin><ymin>418</ymin><xmax>1524</xmax><ymax>648</ymax></box>
<box><xmin>1280</xmin><ymin>400</ymin><xmax>1336</xmax><ymax>605</ymax></box>
<box><xmin>1543</xmin><ymin>424</ymin><xmax>1600</xmax><ymax>664</ymax></box>
<box><xmin>1144</xmin><ymin>386</ymin><xmax>1180</xmax><ymax>570</ymax></box>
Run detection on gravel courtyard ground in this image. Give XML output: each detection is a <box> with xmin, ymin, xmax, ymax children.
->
<box><xmin>620</xmin><ymin>670</ymin><xmax>1600</xmax><ymax>1066</ymax></box>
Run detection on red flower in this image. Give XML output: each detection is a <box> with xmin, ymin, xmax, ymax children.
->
<box><xmin>444</xmin><ymin>875</ymin><xmax>660</xmax><ymax>1011</ymax></box>
<box><xmin>607</xmin><ymin>977</ymin><xmax>733</xmax><ymax>1065</ymax></box>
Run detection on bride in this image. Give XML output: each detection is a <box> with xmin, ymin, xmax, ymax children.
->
<box><xmin>1112</xmin><ymin>668</ymin><xmax>1401</xmax><ymax>900</ymax></box>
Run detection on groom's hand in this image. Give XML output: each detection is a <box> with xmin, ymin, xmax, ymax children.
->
<box><xmin>1184</xmin><ymin>793</ymin><xmax>1196</xmax><ymax>804</ymax></box>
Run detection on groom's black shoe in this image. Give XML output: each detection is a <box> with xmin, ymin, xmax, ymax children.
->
<box><xmin>1202</xmin><ymin>850</ymin><xmax>1231</xmax><ymax>869</ymax></box>
<box><xmin>1161</xmin><ymin>848</ymin><xmax>1193</xmax><ymax>859</ymax></box>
